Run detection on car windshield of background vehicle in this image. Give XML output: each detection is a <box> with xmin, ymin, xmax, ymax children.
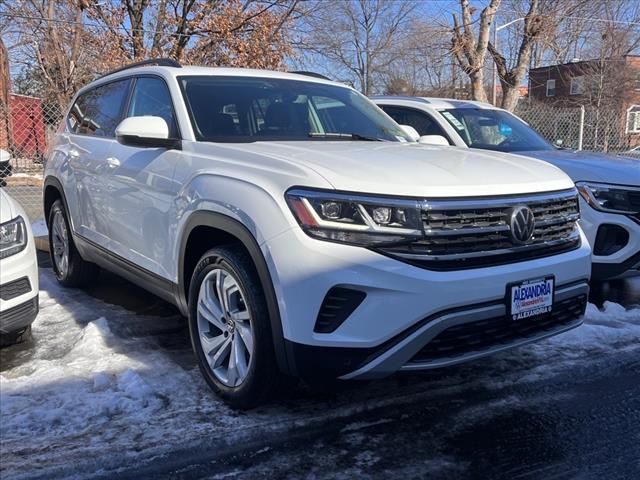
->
<box><xmin>178</xmin><ymin>76</ymin><xmax>411</xmax><ymax>143</ymax></box>
<box><xmin>440</xmin><ymin>108</ymin><xmax>556</xmax><ymax>152</ymax></box>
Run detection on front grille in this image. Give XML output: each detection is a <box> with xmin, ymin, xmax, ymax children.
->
<box><xmin>380</xmin><ymin>189</ymin><xmax>581</xmax><ymax>270</ymax></box>
<box><xmin>0</xmin><ymin>277</ymin><xmax>32</xmax><ymax>301</ymax></box>
<box><xmin>410</xmin><ymin>294</ymin><xmax>587</xmax><ymax>364</ymax></box>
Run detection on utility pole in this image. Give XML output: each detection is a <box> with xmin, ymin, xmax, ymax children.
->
<box><xmin>492</xmin><ymin>17</ymin><xmax>525</xmax><ymax>106</ymax></box>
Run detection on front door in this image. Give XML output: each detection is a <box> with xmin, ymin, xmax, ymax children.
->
<box><xmin>100</xmin><ymin>76</ymin><xmax>181</xmax><ymax>279</ymax></box>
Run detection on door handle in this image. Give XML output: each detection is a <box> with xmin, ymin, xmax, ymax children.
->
<box><xmin>106</xmin><ymin>157</ymin><xmax>121</xmax><ymax>169</ymax></box>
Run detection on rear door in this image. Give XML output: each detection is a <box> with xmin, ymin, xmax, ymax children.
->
<box><xmin>64</xmin><ymin>79</ymin><xmax>131</xmax><ymax>246</ymax></box>
<box><xmin>99</xmin><ymin>76</ymin><xmax>181</xmax><ymax>278</ymax></box>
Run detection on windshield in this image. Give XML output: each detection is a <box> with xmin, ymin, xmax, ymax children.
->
<box><xmin>439</xmin><ymin>108</ymin><xmax>555</xmax><ymax>152</ymax></box>
<box><xmin>179</xmin><ymin>76</ymin><xmax>411</xmax><ymax>143</ymax></box>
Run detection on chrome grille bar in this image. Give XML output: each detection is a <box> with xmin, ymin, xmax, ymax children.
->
<box><xmin>379</xmin><ymin>189</ymin><xmax>581</xmax><ymax>268</ymax></box>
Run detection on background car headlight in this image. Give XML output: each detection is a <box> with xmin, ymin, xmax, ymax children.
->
<box><xmin>577</xmin><ymin>182</ymin><xmax>640</xmax><ymax>216</ymax></box>
<box><xmin>0</xmin><ymin>216</ymin><xmax>27</xmax><ymax>259</ymax></box>
<box><xmin>286</xmin><ymin>189</ymin><xmax>423</xmax><ymax>246</ymax></box>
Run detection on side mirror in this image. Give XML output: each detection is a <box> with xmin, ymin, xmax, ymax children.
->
<box><xmin>418</xmin><ymin>135</ymin><xmax>450</xmax><ymax>146</ymax></box>
<box><xmin>115</xmin><ymin>116</ymin><xmax>181</xmax><ymax>150</ymax></box>
<box><xmin>400</xmin><ymin>125</ymin><xmax>420</xmax><ymax>142</ymax></box>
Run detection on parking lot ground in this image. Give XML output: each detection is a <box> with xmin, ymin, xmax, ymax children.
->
<box><xmin>1</xmin><ymin>257</ymin><xmax>639</xmax><ymax>479</ymax></box>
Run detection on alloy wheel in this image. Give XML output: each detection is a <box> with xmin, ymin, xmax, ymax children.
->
<box><xmin>196</xmin><ymin>268</ymin><xmax>254</xmax><ymax>387</ymax></box>
<box><xmin>51</xmin><ymin>210</ymin><xmax>70</xmax><ymax>277</ymax></box>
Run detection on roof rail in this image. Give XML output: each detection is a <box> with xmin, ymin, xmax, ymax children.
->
<box><xmin>98</xmin><ymin>58</ymin><xmax>182</xmax><ymax>79</ymax></box>
<box><xmin>289</xmin><ymin>71</ymin><xmax>332</xmax><ymax>81</ymax></box>
<box><xmin>369</xmin><ymin>95</ymin><xmax>431</xmax><ymax>104</ymax></box>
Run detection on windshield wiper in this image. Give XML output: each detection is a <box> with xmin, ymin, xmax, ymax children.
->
<box><xmin>308</xmin><ymin>132</ymin><xmax>383</xmax><ymax>141</ymax></box>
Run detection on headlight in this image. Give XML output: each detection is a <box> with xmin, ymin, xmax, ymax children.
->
<box><xmin>576</xmin><ymin>182</ymin><xmax>640</xmax><ymax>215</ymax></box>
<box><xmin>0</xmin><ymin>216</ymin><xmax>28</xmax><ymax>259</ymax></box>
<box><xmin>286</xmin><ymin>189</ymin><xmax>423</xmax><ymax>246</ymax></box>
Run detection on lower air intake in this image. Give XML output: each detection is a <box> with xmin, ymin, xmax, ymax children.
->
<box><xmin>314</xmin><ymin>287</ymin><xmax>366</xmax><ymax>334</ymax></box>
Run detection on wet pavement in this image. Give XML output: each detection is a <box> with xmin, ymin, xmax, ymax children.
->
<box><xmin>165</xmin><ymin>351</ymin><xmax>640</xmax><ymax>480</ymax></box>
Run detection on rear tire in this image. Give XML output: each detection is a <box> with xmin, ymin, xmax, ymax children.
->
<box><xmin>48</xmin><ymin>200</ymin><xmax>99</xmax><ymax>287</ymax></box>
<box><xmin>0</xmin><ymin>325</ymin><xmax>32</xmax><ymax>347</ymax></box>
<box><xmin>188</xmin><ymin>246</ymin><xmax>280</xmax><ymax>409</ymax></box>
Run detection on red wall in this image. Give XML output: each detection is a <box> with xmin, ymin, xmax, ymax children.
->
<box><xmin>9</xmin><ymin>94</ymin><xmax>46</xmax><ymax>156</ymax></box>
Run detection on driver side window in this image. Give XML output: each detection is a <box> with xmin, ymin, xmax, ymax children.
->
<box><xmin>127</xmin><ymin>77</ymin><xmax>178</xmax><ymax>137</ymax></box>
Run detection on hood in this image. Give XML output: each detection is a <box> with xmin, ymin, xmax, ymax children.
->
<box><xmin>217</xmin><ymin>141</ymin><xmax>574</xmax><ymax>198</ymax></box>
<box><xmin>516</xmin><ymin>149</ymin><xmax>640</xmax><ymax>186</ymax></box>
<box><xmin>0</xmin><ymin>188</ymin><xmax>16</xmax><ymax>223</ymax></box>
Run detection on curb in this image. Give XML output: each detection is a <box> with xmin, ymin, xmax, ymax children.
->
<box><xmin>4</xmin><ymin>176</ymin><xmax>44</xmax><ymax>187</ymax></box>
<box><xmin>34</xmin><ymin>235</ymin><xmax>49</xmax><ymax>252</ymax></box>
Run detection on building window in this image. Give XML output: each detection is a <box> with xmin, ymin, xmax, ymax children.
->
<box><xmin>570</xmin><ymin>76</ymin><xmax>585</xmax><ymax>95</ymax></box>
<box><xmin>546</xmin><ymin>79</ymin><xmax>556</xmax><ymax>97</ymax></box>
<box><xmin>627</xmin><ymin>105</ymin><xmax>640</xmax><ymax>133</ymax></box>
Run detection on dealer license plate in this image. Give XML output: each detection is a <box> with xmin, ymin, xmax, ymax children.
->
<box><xmin>508</xmin><ymin>277</ymin><xmax>554</xmax><ymax>321</ymax></box>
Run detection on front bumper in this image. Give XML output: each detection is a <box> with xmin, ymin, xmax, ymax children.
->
<box><xmin>0</xmin><ymin>296</ymin><xmax>39</xmax><ymax>334</ymax></box>
<box><xmin>264</xmin><ymin>226</ymin><xmax>592</xmax><ymax>378</ymax></box>
<box><xmin>0</xmin><ymin>221</ymin><xmax>39</xmax><ymax>323</ymax></box>
<box><xmin>579</xmin><ymin>198</ymin><xmax>640</xmax><ymax>280</ymax></box>
<box><xmin>341</xmin><ymin>282</ymin><xmax>587</xmax><ymax>379</ymax></box>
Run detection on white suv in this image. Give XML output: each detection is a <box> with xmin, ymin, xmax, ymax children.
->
<box><xmin>372</xmin><ymin>96</ymin><xmax>640</xmax><ymax>281</ymax></box>
<box><xmin>44</xmin><ymin>60</ymin><xmax>591</xmax><ymax>407</ymax></box>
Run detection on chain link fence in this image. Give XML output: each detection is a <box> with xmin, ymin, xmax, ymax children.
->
<box><xmin>1</xmin><ymin>95</ymin><xmax>62</xmax><ymax>224</ymax></box>
<box><xmin>515</xmin><ymin>102</ymin><xmax>637</xmax><ymax>153</ymax></box>
<box><xmin>1</xmin><ymin>95</ymin><xmax>638</xmax><ymax>228</ymax></box>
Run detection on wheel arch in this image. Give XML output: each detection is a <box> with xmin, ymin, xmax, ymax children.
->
<box><xmin>43</xmin><ymin>176</ymin><xmax>67</xmax><ymax>224</ymax></box>
<box><xmin>178</xmin><ymin>211</ymin><xmax>293</xmax><ymax>375</ymax></box>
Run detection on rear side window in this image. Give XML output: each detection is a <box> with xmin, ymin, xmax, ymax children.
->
<box><xmin>381</xmin><ymin>105</ymin><xmax>450</xmax><ymax>141</ymax></box>
<box><xmin>67</xmin><ymin>79</ymin><xmax>130</xmax><ymax>137</ymax></box>
<box><xmin>127</xmin><ymin>77</ymin><xmax>178</xmax><ymax>137</ymax></box>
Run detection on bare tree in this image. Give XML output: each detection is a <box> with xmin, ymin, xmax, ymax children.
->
<box><xmin>5</xmin><ymin>0</ymin><xmax>301</xmax><ymax>107</ymax></box>
<box><xmin>5</xmin><ymin>0</ymin><xmax>96</xmax><ymax>108</ymax></box>
<box><xmin>384</xmin><ymin>20</ymin><xmax>463</xmax><ymax>98</ymax></box>
<box><xmin>488</xmin><ymin>0</ymin><xmax>546</xmax><ymax>111</ymax></box>
<box><xmin>301</xmin><ymin>0</ymin><xmax>416</xmax><ymax>95</ymax></box>
<box><xmin>451</xmin><ymin>0</ymin><xmax>501</xmax><ymax>102</ymax></box>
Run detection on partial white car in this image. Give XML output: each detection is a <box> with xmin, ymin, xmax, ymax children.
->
<box><xmin>44</xmin><ymin>61</ymin><xmax>590</xmax><ymax>407</ymax></box>
<box><xmin>0</xmin><ymin>148</ymin><xmax>12</xmax><ymax>181</ymax></box>
<box><xmin>622</xmin><ymin>146</ymin><xmax>640</xmax><ymax>160</ymax></box>
<box><xmin>0</xmin><ymin>188</ymin><xmax>39</xmax><ymax>346</ymax></box>
<box><xmin>372</xmin><ymin>96</ymin><xmax>640</xmax><ymax>280</ymax></box>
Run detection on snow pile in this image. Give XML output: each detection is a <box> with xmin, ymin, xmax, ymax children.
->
<box><xmin>1</xmin><ymin>318</ymin><xmax>169</xmax><ymax>434</ymax></box>
<box><xmin>537</xmin><ymin>301</ymin><xmax>640</xmax><ymax>355</ymax></box>
<box><xmin>485</xmin><ymin>300</ymin><xmax>640</xmax><ymax>387</ymax></box>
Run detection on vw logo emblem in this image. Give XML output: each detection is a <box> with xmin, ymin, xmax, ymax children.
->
<box><xmin>509</xmin><ymin>206</ymin><xmax>535</xmax><ymax>244</ymax></box>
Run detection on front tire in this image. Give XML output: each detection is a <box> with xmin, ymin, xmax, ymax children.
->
<box><xmin>48</xmin><ymin>200</ymin><xmax>99</xmax><ymax>287</ymax></box>
<box><xmin>188</xmin><ymin>246</ymin><xmax>279</xmax><ymax>409</ymax></box>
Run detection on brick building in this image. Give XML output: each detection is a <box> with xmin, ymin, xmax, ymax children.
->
<box><xmin>529</xmin><ymin>55</ymin><xmax>640</xmax><ymax>148</ymax></box>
